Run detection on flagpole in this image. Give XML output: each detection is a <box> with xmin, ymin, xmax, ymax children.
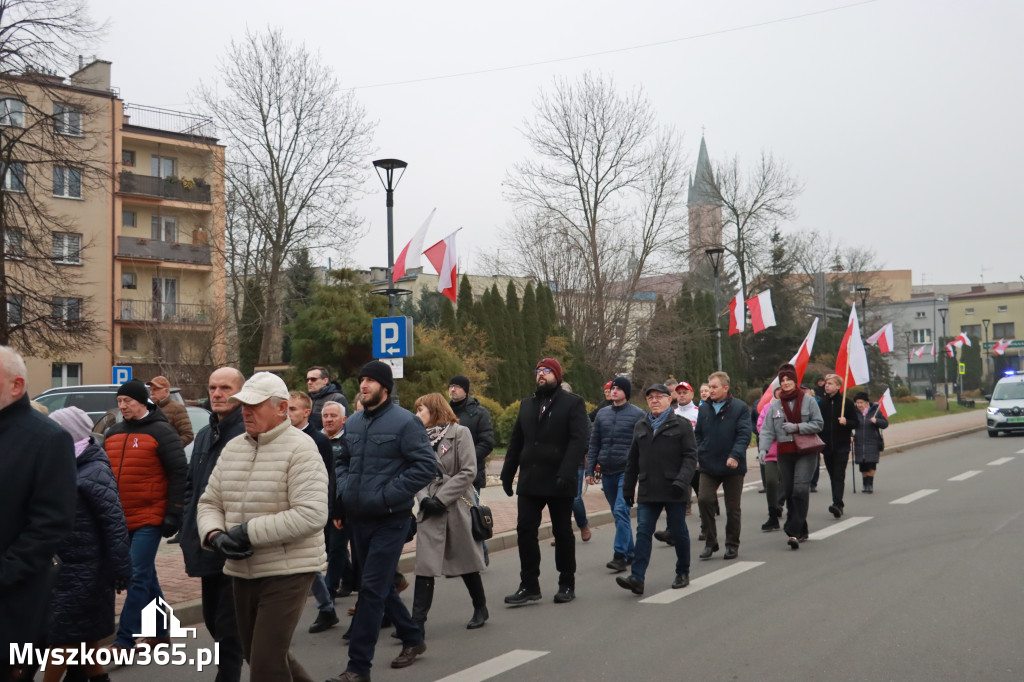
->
<box><xmin>842</xmin><ymin>335</ymin><xmax>856</xmax><ymax>494</ymax></box>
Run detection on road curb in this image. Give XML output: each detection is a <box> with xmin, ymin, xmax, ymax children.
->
<box><xmin>882</xmin><ymin>425</ymin><xmax>985</xmax><ymax>455</ymax></box>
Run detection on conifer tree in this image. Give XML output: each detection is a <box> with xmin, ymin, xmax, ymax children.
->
<box><xmin>456</xmin><ymin>274</ymin><xmax>475</xmax><ymax>330</ymax></box>
<box><xmin>505</xmin><ymin>281</ymin><xmax>528</xmax><ymax>397</ymax></box>
<box><xmin>521</xmin><ymin>283</ymin><xmax>542</xmax><ymax>363</ymax></box>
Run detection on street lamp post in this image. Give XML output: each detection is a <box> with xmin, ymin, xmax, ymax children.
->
<box><xmin>904</xmin><ymin>330</ymin><xmax>913</xmax><ymax>395</ymax></box>
<box><xmin>372</xmin><ymin>158</ymin><xmax>408</xmax><ymax>315</ymax></box>
<box><xmin>704</xmin><ymin>247</ymin><xmax>725</xmax><ymax>371</ymax></box>
<box><xmin>982</xmin><ymin>318</ymin><xmax>991</xmax><ymax>389</ymax></box>
<box><xmin>855</xmin><ymin>286</ymin><xmax>871</xmax><ymax>337</ymax></box>
<box><xmin>938</xmin><ymin>307</ymin><xmax>949</xmax><ymax>407</ymax></box>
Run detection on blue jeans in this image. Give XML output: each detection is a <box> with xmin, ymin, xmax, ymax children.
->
<box><xmin>632</xmin><ymin>502</ymin><xmax>690</xmax><ymax>581</ymax></box>
<box><xmin>601</xmin><ymin>472</ymin><xmax>634</xmax><ymax>560</ymax></box>
<box><xmin>310</xmin><ymin>572</ymin><xmax>333</xmax><ymax>612</ymax></box>
<box><xmin>346</xmin><ymin>517</ymin><xmax>422</xmax><ymax>676</ymax></box>
<box><xmin>573</xmin><ymin>468</ymin><xmax>588</xmax><ymax>528</ymax></box>
<box><xmin>115</xmin><ymin>525</ymin><xmax>167</xmax><ymax>647</ymax></box>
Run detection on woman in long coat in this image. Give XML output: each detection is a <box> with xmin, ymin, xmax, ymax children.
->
<box><xmin>45</xmin><ymin>407</ymin><xmax>132</xmax><ymax>682</ymax></box>
<box><xmin>412</xmin><ymin>393</ymin><xmax>488</xmax><ymax>633</ymax></box>
<box><xmin>852</xmin><ymin>391</ymin><xmax>889</xmax><ymax>493</ymax></box>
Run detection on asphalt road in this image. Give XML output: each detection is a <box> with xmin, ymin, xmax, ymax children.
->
<box><xmin>106</xmin><ymin>431</ymin><xmax>1024</xmax><ymax>682</ymax></box>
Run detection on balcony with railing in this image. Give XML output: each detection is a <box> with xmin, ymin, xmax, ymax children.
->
<box><xmin>119</xmin><ymin>171</ymin><xmax>212</xmax><ymax>203</ymax></box>
<box><xmin>117</xmin><ymin>236</ymin><xmax>212</xmax><ymax>266</ymax></box>
<box><xmin>117</xmin><ymin>299</ymin><xmax>212</xmax><ymax>326</ymax></box>
<box><xmin>122</xmin><ymin>103</ymin><xmax>216</xmax><ymax>139</ymax></box>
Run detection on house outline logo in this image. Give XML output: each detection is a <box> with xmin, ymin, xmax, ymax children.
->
<box><xmin>134</xmin><ymin>596</ymin><xmax>197</xmax><ymax>638</ymax></box>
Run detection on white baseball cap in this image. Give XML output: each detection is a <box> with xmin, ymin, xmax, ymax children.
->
<box><xmin>230</xmin><ymin>372</ymin><xmax>289</xmax><ymax>405</ymax></box>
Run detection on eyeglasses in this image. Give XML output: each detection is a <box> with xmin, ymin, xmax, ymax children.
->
<box><xmin>535</xmin><ymin>368</ymin><xmax>553</xmax><ymax>375</ymax></box>
<box><xmin>306</xmin><ymin>376</ymin><xmax>322</xmax><ymax>382</ymax></box>
<box><xmin>646</xmin><ymin>393</ymin><xmax>671</xmax><ymax>401</ymax></box>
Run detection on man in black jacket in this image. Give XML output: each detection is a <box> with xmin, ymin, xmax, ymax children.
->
<box><xmin>818</xmin><ymin>374</ymin><xmax>859</xmax><ymax>518</ymax></box>
<box><xmin>307</xmin><ymin>365</ymin><xmax>349</xmax><ymax>430</ymax></box>
<box><xmin>0</xmin><ymin>347</ymin><xmax>76</xmax><ymax>680</ymax></box>
<box><xmin>501</xmin><ymin>358</ymin><xmax>589</xmax><ymax>605</ymax></box>
<box><xmin>694</xmin><ymin>372</ymin><xmax>752</xmax><ymax>561</ymax></box>
<box><xmin>179</xmin><ymin>366</ymin><xmax>246</xmax><ymax>682</ymax></box>
<box><xmin>448</xmin><ymin>375</ymin><xmax>495</xmax><ymax>492</ymax></box>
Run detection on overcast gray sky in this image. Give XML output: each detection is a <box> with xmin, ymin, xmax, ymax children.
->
<box><xmin>90</xmin><ymin>0</ymin><xmax>1023</xmax><ymax>287</ymax></box>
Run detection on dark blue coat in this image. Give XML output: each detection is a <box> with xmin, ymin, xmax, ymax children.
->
<box><xmin>586</xmin><ymin>402</ymin><xmax>646</xmax><ymax>476</ymax></box>
<box><xmin>336</xmin><ymin>401</ymin><xmax>436</xmax><ymax>523</ymax></box>
<box><xmin>303</xmin><ymin>421</ymin><xmax>336</xmax><ymax>521</ymax></box>
<box><xmin>48</xmin><ymin>441</ymin><xmax>132</xmax><ymax>645</ymax></box>
<box><xmin>694</xmin><ymin>395</ymin><xmax>752</xmax><ymax>478</ymax></box>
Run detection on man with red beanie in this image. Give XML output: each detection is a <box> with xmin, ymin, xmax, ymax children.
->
<box><xmin>501</xmin><ymin>358</ymin><xmax>589</xmax><ymax>605</ymax></box>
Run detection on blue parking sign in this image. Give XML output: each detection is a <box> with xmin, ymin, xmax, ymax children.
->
<box><xmin>372</xmin><ymin>317</ymin><xmax>414</xmax><ymax>359</ymax></box>
<box><xmin>112</xmin><ymin>366</ymin><xmax>132</xmax><ymax>385</ymax></box>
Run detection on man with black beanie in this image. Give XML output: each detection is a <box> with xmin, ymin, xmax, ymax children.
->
<box><xmin>448</xmin><ymin>375</ymin><xmax>494</xmax><ymax>493</ymax></box>
<box><xmin>500</xmin><ymin>358</ymin><xmax>590</xmax><ymax>605</ymax></box>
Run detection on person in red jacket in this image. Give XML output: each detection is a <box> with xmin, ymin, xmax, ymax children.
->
<box><xmin>103</xmin><ymin>379</ymin><xmax>187</xmax><ymax>651</ymax></box>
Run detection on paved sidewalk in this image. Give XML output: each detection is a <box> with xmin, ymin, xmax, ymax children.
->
<box><xmin>133</xmin><ymin>407</ymin><xmax>984</xmax><ymax>626</ymax></box>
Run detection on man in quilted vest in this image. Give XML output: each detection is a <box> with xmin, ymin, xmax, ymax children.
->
<box><xmin>103</xmin><ymin>379</ymin><xmax>187</xmax><ymax>650</ymax></box>
<box><xmin>197</xmin><ymin>372</ymin><xmax>328</xmax><ymax>682</ymax></box>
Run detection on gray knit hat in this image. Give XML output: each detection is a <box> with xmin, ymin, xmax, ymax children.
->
<box><xmin>50</xmin><ymin>406</ymin><xmax>94</xmax><ymax>442</ymax></box>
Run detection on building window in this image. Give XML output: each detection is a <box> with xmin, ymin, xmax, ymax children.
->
<box><xmin>51</xmin><ymin>296</ymin><xmax>82</xmax><ymax>326</ymax></box>
<box><xmin>150</xmin><ymin>215</ymin><xmax>177</xmax><ymax>242</ymax></box>
<box><xmin>912</xmin><ymin>328</ymin><xmax>932</xmax><ymax>344</ymax></box>
<box><xmin>997</xmin><ymin>305</ymin><xmax>1008</xmax><ymax>313</ymax></box>
<box><xmin>0</xmin><ymin>98</ymin><xmax>25</xmax><ymax>127</ymax></box>
<box><xmin>122</xmin><ymin>272</ymin><xmax>137</xmax><ymax>289</ymax></box>
<box><xmin>53</xmin><ymin>166</ymin><xmax>82</xmax><ymax>198</ymax></box>
<box><xmin>122</xmin><ymin>150</ymin><xmax>135</xmax><ymax>167</ymax></box>
<box><xmin>53</xmin><ymin>103</ymin><xmax>83</xmax><ymax>136</ymax></box>
<box><xmin>4</xmin><ymin>227</ymin><xmax>23</xmax><ymax>258</ymax></box>
<box><xmin>914</xmin><ymin>311</ymin><xmax>926</xmax><ymax>319</ymax></box>
<box><xmin>52</xmin><ymin>232</ymin><xmax>82</xmax><ymax>264</ymax></box>
<box><xmin>993</xmin><ymin>322</ymin><xmax>1015</xmax><ymax>339</ymax></box>
<box><xmin>151</xmin><ymin>155</ymin><xmax>175</xmax><ymax>179</ymax></box>
<box><xmin>122</xmin><ymin>210</ymin><xmax>136</xmax><ymax>227</ymax></box>
<box><xmin>152</xmin><ymin>277</ymin><xmax>177</xmax><ymax>319</ymax></box>
<box><xmin>6</xmin><ymin>294</ymin><xmax>22</xmax><ymax>325</ymax></box>
<box><xmin>51</xmin><ymin>362</ymin><xmax>82</xmax><ymax>388</ymax></box>
<box><xmin>121</xmin><ymin>329</ymin><xmax>137</xmax><ymax>351</ymax></box>
<box><xmin>2</xmin><ymin>162</ymin><xmax>25</xmax><ymax>192</ymax></box>
<box><xmin>965</xmin><ymin>308</ymin><xmax>974</xmax><ymax>316</ymax></box>
<box><xmin>961</xmin><ymin>324</ymin><xmax>981</xmax><ymax>339</ymax></box>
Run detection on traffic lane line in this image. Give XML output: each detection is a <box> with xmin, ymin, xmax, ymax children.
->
<box><xmin>434</xmin><ymin>649</ymin><xmax>549</xmax><ymax>682</ymax></box>
<box><xmin>890</xmin><ymin>489</ymin><xmax>939</xmax><ymax>505</ymax></box>
<box><xmin>640</xmin><ymin>561</ymin><xmax>763</xmax><ymax>605</ymax></box>
<box><xmin>807</xmin><ymin>516</ymin><xmax>872</xmax><ymax>541</ymax></box>
<box><xmin>988</xmin><ymin>457</ymin><xmax>1014</xmax><ymax>466</ymax></box>
<box><xmin>948</xmin><ymin>470</ymin><xmax>982</xmax><ymax>481</ymax></box>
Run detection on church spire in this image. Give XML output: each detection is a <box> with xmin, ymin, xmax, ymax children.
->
<box><xmin>688</xmin><ymin>136</ymin><xmax>719</xmax><ymax>207</ymax></box>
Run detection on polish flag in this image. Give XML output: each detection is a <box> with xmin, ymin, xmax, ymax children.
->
<box><xmin>954</xmin><ymin>332</ymin><xmax>972</xmax><ymax>347</ymax></box>
<box><xmin>728</xmin><ymin>292</ymin><xmax>745</xmax><ymax>336</ymax></box>
<box><xmin>945</xmin><ymin>343</ymin><xmax>955</xmax><ymax>358</ymax></box>
<box><xmin>835</xmin><ymin>304</ymin><xmax>870</xmax><ymax>387</ymax></box>
<box><xmin>913</xmin><ymin>345</ymin><xmax>926</xmax><ymax>359</ymax></box>
<box><xmin>423</xmin><ymin>229</ymin><xmax>460</xmax><ymax>303</ymax></box>
<box><xmin>878</xmin><ymin>388</ymin><xmax>897</xmax><ymax>419</ymax></box>
<box><xmin>392</xmin><ymin>209</ymin><xmax>436</xmax><ymax>281</ymax></box>
<box><xmin>930</xmin><ymin>343</ymin><xmax>936</xmax><ymax>357</ymax></box>
<box><xmin>866</xmin><ymin>322</ymin><xmax>895</xmax><ymax>354</ymax></box>
<box><xmin>993</xmin><ymin>339</ymin><xmax>1012</xmax><ymax>356</ymax></box>
<box><xmin>745</xmin><ymin>290</ymin><xmax>777</xmax><ymax>333</ymax></box>
<box><xmin>756</xmin><ymin>317</ymin><xmax>819</xmax><ymax>413</ymax></box>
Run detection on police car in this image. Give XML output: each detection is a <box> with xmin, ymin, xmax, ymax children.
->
<box><xmin>987</xmin><ymin>371</ymin><xmax>1024</xmax><ymax>437</ymax></box>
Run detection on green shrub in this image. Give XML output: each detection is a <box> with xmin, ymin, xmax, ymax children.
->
<box><xmin>474</xmin><ymin>395</ymin><xmax>504</xmax><ymax>433</ymax></box>
<box><xmin>494</xmin><ymin>400</ymin><xmax>521</xmax><ymax>448</ymax></box>
<box><xmin>894</xmin><ymin>386</ymin><xmax>911</xmax><ymax>398</ymax></box>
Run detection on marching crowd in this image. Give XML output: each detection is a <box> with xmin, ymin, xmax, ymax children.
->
<box><xmin>0</xmin><ymin>343</ymin><xmax>890</xmax><ymax>682</ymax></box>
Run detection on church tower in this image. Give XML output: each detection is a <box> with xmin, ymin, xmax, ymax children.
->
<box><xmin>688</xmin><ymin>136</ymin><xmax>723</xmax><ymax>273</ymax></box>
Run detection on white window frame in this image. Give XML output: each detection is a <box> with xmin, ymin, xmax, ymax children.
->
<box><xmin>52</xmin><ymin>232</ymin><xmax>82</xmax><ymax>264</ymax></box>
<box><xmin>152</xmin><ymin>277</ymin><xmax>177</xmax><ymax>319</ymax></box>
<box><xmin>51</xmin><ymin>362</ymin><xmax>82</xmax><ymax>388</ymax></box>
<box><xmin>151</xmin><ymin>155</ymin><xmax>176</xmax><ymax>179</ymax></box>
<box><xmin>53</xmin><ymin>166</ymin><xmax>82</xmax><ymax>199</ymax></box>
<box><xmin>122</xmin><ymin>150</ymin><xmax>136</xmax><ymax>168</ymax></box>
<box><xmin>2</xmin><ymin>162</ymin><xmax>25</xmax><ymax>192</ymax></box>
<box><xmin>122</xmin><ymin>272</ymin><xmax>137</xmax><ymax>289</ymax></box>
<box><xmin>7</xmin><ymin>294</ymin><xmax>23</xmax><ymax>325</ymax></box>
<box><xmin>122</xmin><ymin>210</ymin><xmax>136</xmax><ymax>227</ymax></box>
<box><xmin>150</xmin><ymin>215</ymin><xmax>177</xmax><ymax>242</ymax></box>
<box><xmin>965</xmin><ymin>308</ymin><xmax>975</xmax><ymax>316</ymax></box>
<box><xmin>4</xmin><ymin>227</ymin><xmax>23</xmax><ymax>259</ymax></box>
<box><xmin>912</xmin><ymin>328</ymin><xmax>932</xmax><ymax>344</ymax></box>
<box><xmin>997</xmin><ymin>305</ymin><xmax>1008</xmax><ymax>313</ymax></box>
<box><xmin>53</xmin><ymin>103</ymin><xmax>83</xmax><ymax>137</ymax></box>
<box><xmin>51</xmin><ymin>296</ymin><xmax>82</xmax><ymax>326</ymax></box>
<box><xmin>0</xmin><ymin>98</ymin><xmax>25</xmax><ymax>127</ymax></box>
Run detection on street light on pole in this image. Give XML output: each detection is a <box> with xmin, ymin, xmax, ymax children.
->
<box><xmin>704</xmin><ymin>247</ymin><xmax>726</xmax><ymax>372</ymax></box>
<box><xmin>904</xmin><ymin>330</ymin><xmax>913</xmax><ymax>395</ymax></box>
<box><xmin>855</xmin><ymin>286</ymin><xmax>871</xmax><ymax>337</ymax></box>
<box><xmin>372</xmin><ymin>158</ymin><xmax>408</xmax><ymax>316</ymax></box>
<box><xmin>938</xmin><ymin>306</ymin><xmax>949</xmax><ymax>407</ymax></box>
<box><xmin>982</xmin><ymin>318</ymin><xmax>991</xmax><ymax>389</ymax></box>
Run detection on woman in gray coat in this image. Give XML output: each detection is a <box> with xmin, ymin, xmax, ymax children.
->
<box><xmin>412</xmin><ymin>393</ymin><xmax>488</xmax><ymax>633</ymax></box>
<box><xmin>852</xmin><ymin>392</ymin><xmax>888</xmax><ymax>493</ymax></box>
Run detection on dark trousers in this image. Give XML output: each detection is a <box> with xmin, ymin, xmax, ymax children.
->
<box><xmin>778</xmin><ymin>453</ymin><xmax>818</xmax><ymax>539</ymax></box>
<box><xmin>823</xmin><ymin>447</ymin><xmax>850</xmax><ymax>508</ymax></box>
<box><xmin>347</xmin><ymin>517</ymin><xmax>422</xmax><ymax>676</ymax></box>
<box><xmin>201</xmin><ymin>573</ymin><xmax>243</xmax><ymax>682</ymax></box>
<box><xmin>325</xmin><ymin>523</ymin><xmax>356</xmax><ymax>592</ymax></box>
<box><xmin>633</xmin><ymin>502</ymin><xmax>690</xmax><ymax>581</ymax></box>
<box><xmin>697</xmin><ymin>473</ymin><xmax>743</xmax><ymax>549</ymax></box>
<box><xmin>233</xmin><ymin>573</ymin><xmax>315</xmax><ymax>682</ymax></box>
<box><xmin>516</xmin><ymin>494</ymin><xmax>576</xmax><ymax>590</ymax></box>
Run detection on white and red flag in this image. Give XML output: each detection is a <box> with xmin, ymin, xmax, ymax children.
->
<box><xmin>945</xmin><ymin>343</ymin><xmax>955</xmax><ymax>358</ymax></box>
<box><xmin>756</xmin><ymin>317</ymin><xmax>819</xmax><ymax>413</ymax></box>
<box><xmin>913</xmin><ymin>345</ymin><xmax>926</xmax><ymax>359</ymax></box>
<box><xmin>423</xmin><ymin>229</ymin><xmax>460</xmax><ymax>303</ymax></box>
<box><xmin>392</xmin><ymin>209</ymin><xmax>435</xmax><ymax>281</ymax></box>
<box><xmin>930</xmin><ymin>343</ymin><xmax>936</xmax><ymax>357</ymax></box>
<box><xmin>878</xmin><ymin>388</ymin><xmax>897</xmax><ymax>419</ymax></box>
<box><xmin>835</xmin><ymin>304</ymin><xmax>871</xmax><ymax>387</ymax></box>
<box><xmin>866</xmin><ymin>323</ymin><xmax>895</xmax><ymax>353</ymax></box>
<box><xmin>745</xmin><ymin>290</ymin><xmax>777</xmax><ymax>333</ymax></box>
<box><xmin>728</xmin><ymin>291</ymin><xmax>745</xmax><ymax>336</ymax></box>
<box><xmin>993</xmin><ymin>339</ymin><xmax>1012</xmax><ymax>355</ymax></box>
<box><xmin>954</xmin><ymin>332</ymin><xmax>972</xmax><ymax>348</ymax></box>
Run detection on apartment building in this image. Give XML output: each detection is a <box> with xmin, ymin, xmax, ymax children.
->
<box><xmin>1</xmin><ymin>60</ymin><xmax>226</xmax><ymax>396</ymax></box>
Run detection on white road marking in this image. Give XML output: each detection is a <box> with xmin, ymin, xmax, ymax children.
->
<box><xmin>988</xmin><ymin>457</ymin><xmax>1014</xmax><ymax>466</ymax></box>
<box><xmin>807</xmin><ymin>516</ymin><xmax>872</xmax><ymax>540</ymax></box>
<box><xmin>640</xmin><ymin>561</ymin><xmax>763</xmax><ymax>604</ymax></box>
<box><xmin>1015</xmin><ymin>448</ymin><xmax>1024</xmax><ymax>455</ymax></box>
<box><xmin>434</xmin><ymin>650</ymin><xmax>549</xmax><ymax>682</ymax></box>
<box><xmin>948</xmin><ymin>470</ymin><xmax>982</xmax><ymax>481</ymax></box>
<box><xmin>890</xmin><ymin>489</ymin><xmax>938</xmax><ymax>505</ymax></box>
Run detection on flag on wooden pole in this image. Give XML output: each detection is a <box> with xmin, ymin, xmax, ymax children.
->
<box><xmin>835</xmin><ymin>304</ymin><xmax>870</xmax><ymax>386</ymax></box>
<box><xmin>756</xmin><ymin>317</ymin><xmax>819</xmax><ymax>413</ymax></box>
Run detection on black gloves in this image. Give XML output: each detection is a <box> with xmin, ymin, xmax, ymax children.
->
<box><xmin>419</xmin><ymin>496</ymin><xmax>446</xmax><ymax>518</ymax></box>
<box><xmin>113</xmin><ymin>577</ymin><xmax>131</xmax><ymax>594</ymax></box>
<box><xmin>671</xmin><ymin>483</ymin><xmax>687</xmax><ymax>499</ymax></box>
<box><xmin>502</xmin><ymin>480</ymin><xmax>514</xmax><ymax>497</ymax></box>
<box><xmin>623</xmin><ymin>493</ymin><xmax>634</xmax><ymax>507</ymax></box>
<box><xmin>209</xmin><ymin>531</ymin><xmax>253</xmax><ymax>560</ymax></box>
<box><xmin>225</xmin><ymin>523</ymin><xmax>251</xmax><ymax>550</ymax></box>
<box><xmin>160</xmin><ymin>514</ymin><xmax>180</xmax><ymax>538</ymax></box>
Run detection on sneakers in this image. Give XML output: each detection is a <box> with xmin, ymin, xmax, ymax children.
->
<box><xmin>580</xmin><ymin>525</ymin><xmax>592</xmax><ymax>542</ymax></box>
<box><xmin>615</xmin><ymin>575</ymin><xmax>644</xmax><ymax>595</ymax></box>
<box><xmin>553</xmin><ymin>586</ymin><xmax>576</xmax><ymax>603</ymax></box>
<box><xmin>606</xmin><ymin>553</ymin><xmax>630</xmax><ymax>573</ymax></box>
<box><xmin>761</xmin><ymin>516</ymin><xmax>780</xmax><ymax>532</ymax></box>
<box><xmin>391</xmin><ymin>642</ymin><xmax>426</xmax><ymax>669</ymax></box>
<box><xmin>672</xmin><ymin>573</ymin><xmax>690</xmax><ymax>589</ymax></box>
<box><xmin>828</xmin><ymin>504</ymin><xmax>843</xmax><ymax>518</ymax></box>
<box><xmin>504</xmin><ymin>586</ymin><xmax>542</xmax><ymax>605</ymax></box>
<box><xmin>309</xmin><ymin>608</ymin><xmax>339</xmax><ymax>633</ymax></box>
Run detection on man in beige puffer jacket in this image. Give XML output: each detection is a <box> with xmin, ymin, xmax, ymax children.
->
<box><xmin>198</xmin><ymin>372</ymin><xmax>327</xmax><ymax>682</ymax></box>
